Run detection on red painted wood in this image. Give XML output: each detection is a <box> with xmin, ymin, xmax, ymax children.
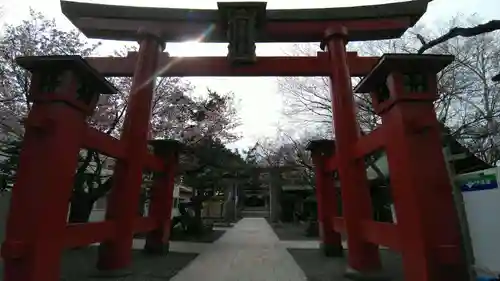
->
<box><xmin>360</xmin><ymin>221</ymin><xmax>400</xmax><ymax>251</ymax></box>
<box><xmin>325</xmin><ymin>28</ymin><xmax>381</xmax><ymax>272</ymax></box>
<box><xmin>332</xmin><ymin>217</ymin><xmax>346</xmax><ymax>234</ymax></box>
<box><xmin>83</xmin><ymin>127</ymin><xmax>125</xmax><ymax>159</ymax></box>
<box><xmin>354</xmin><ymin>126</ymin><xmax>386</xmax><ymax>159</ymax></box>
<box><xmin>86</xmin><ymin>52</ymin><xmax>379</xmax><ymax>77</ymax></box>
<box><xmin>144</xmin><ymin>153</ymin><xmax>164</xmax><ymax>172</ymax></box>
<box><xmin>65</xmin><ymin>222</ymin><xmax>115</xmax><ymax>248</ymax></box>
<box><xmin>97</xmin><ymin>36</ymin><xmax>162</xmax><ymax>270</ymax></box>
<box><xmin>2</xmin><ymin>87</ymin><xmax>89</xmax><ymax>281</ymax></box>
<box><xmin>28</xmin><ymin>94</ymin><xmax>92</xmax><ymax>113</ymax></box>
<box><xmin>323</xmin><ymin>156</ymin><xmax>338</xmax><ymax>172</ymax></box>
<box><xmin>133</xmin><ymin>217</ymin><xmax>157</xmax><ymax>233</ymax></box>
<box><xmin>83</xmin><ymin>126</ymin><xmax>163</xmax><ymax>172</ymax></box>
<box><xmin>312</xmin><ymin>153</ymin><xmax>342</xmax><ymax>252</ymax></box>
<box><xmin>145</xmin><ymin>151</ymin><xmax>178</xmax><ymax>251</ymax></box>
<box><xmin>436</xmin><ymin>245</ymin><xmax>463</xmax><ymax>264</ymax></box>
<box><xmin>382</xmin><ymin>73</ymin><xmax>467</xmax><ymax>281</ymax></box>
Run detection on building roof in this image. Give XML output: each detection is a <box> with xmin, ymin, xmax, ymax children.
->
<box><xmin>443</xmin><ymin>132</ymin><xmax>492</xmax><ymax>174</ymax></box>
<box><xmin>365</xmin><ymin>127</ymin><xmax>492</xmax><ymax>179</ymax></box>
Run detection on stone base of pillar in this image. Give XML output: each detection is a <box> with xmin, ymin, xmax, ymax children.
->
<box><xmin>320</xmin><ymin>242</ymin><xmax>344</xmax><ymax>257</ymax></box>
<box><xmin>143</xmin><ymin>241</ymin><xmax>170</xmax><ymax>255</ymax></box>
<box><xmin>344</xmin><ymin>266</ymin><xmax>390</xmax><ymax>281</ymax></box>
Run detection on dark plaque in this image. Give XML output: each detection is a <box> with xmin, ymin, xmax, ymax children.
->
<box><xmin>218</xmin><ymin>2</ymin><xmax>267</xmax><ymax>65</ymax></box>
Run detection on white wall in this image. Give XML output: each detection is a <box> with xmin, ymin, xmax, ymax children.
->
<box><xmin>456</xmin><ymin>167</ymin><xmax>500</xmax><ymax>275</ymax></box>
<box><xmin>86</xmin><ymin>184</ymin><xmax>188</xmax><ymax>222</ymax></box>
<box><xmin>86</xmin><ymin>200</ymin><xmax>150</xmax><ymax>222</ymax></box>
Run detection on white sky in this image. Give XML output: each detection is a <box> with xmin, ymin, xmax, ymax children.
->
<box><xmin>1</xmin><ymin>0</ymin><xmax>499</xmax><ymax>149</ymax></box>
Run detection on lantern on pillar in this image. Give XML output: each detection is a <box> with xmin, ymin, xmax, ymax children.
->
<box><xmin>1</xmin><ymin>55</ymin><xmax>117</xmax><ymax>281</ymax></box>
<box><xmin>148</xmin><ymin>139</ymin><xmax>182</xmax><ymax>159</ymax></box>
<box><xmin>147</xmin><ymin>139</ymin><xmax>183</xmax><ymax>187</ymax></box>
<box><xmin>307</xmin><ymin>139</ymin><xmax>336</xmax><ymax>158</ymax></box>
<box><xmin>16</xmin><ymin>55</ymin><xmax>117</xmax><ymax>115</ymax></box>
<box><xmin>354</xmin><ymin>54</ymin><xmax>454</xmax><ymax>115</ymax></box>
<box><xmin>306</xmin><ymin>139</ymin><xmax>343</xmax><ymax>257</ymax></box>
<box><xmin>144</xmin><ymin>139</ymin><xmax>182</xmax><ymax>255</ymax></box>
<box><xmin>217</xmin><ymin>2</ymin><xmax>267</xmax><ymax>65</ymax></box>
<box><xmin>354</xmin><ymin>54</ymin><xmax>472</xmax><ymax>281</ymax></box>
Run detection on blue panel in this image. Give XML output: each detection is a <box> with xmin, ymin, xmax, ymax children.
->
<box><xmin>457</xmin><ymin>174</ymin><xmax>498</xmax><ymax>192</ymax></box>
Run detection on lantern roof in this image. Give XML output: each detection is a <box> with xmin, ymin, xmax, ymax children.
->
<box><xmin>16</xmin><ymin>55</ymin><xmax>118</xmax><ymax>95</ymax></box>
<box><xmin>306</xmin><ymin>139</ymin><xmax>336</xmax><ymax>155</ymax></box>
<box><xmin>354</xmin><ymin>54</ymin><xmax>454</xmax><ymax>93</ymax></box>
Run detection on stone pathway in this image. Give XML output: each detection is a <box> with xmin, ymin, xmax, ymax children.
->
<box><xmin>170</xmin><ymin>218</ymin><xmax>308</xmax><ymax>281</ymax></box>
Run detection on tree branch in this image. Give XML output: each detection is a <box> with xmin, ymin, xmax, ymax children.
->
<box><xmin>417</xmin><ymin>20</ymin><xmax>500</xmax><ymax>54</ymax></box>
<box><xmin>493</xmin><ymin>73</ymin><xmax>500</xmax><ymax>82</ymax></box>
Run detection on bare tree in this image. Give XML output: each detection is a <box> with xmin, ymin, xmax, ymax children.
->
<box><xmin>249</xmin><ymin>127</ymin><xmax>328</xmax><ymax>189</ymax></box>
<box><xmin>278</xmin><ymin>14</ymin><xmax>500</xmax><ymax>165</ymax></box>
<box><xmin>417</xmin><ymin>20</ymin><xmax>500</xmax><ymax>54</ymax></box>
<box><xmin>417</xmin><ymin>17</ymin><xmax>500</xmax><ymax>164</ymax></box>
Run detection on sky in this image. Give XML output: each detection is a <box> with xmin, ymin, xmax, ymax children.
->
<box><xmin>1</xmin><ymin>0</ymin><xmax>499</xmax><ymax>149</ymax></box>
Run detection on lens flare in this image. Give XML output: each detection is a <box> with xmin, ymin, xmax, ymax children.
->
<box><xmin>135</xmin><ymin>23</ymin><xmax>217</xmax><ymax>93</ymax></box>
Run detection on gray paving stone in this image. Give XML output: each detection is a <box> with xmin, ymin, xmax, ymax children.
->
<box><xmin>170</xmin><ymin>218</ymin><xmax>308</xmax><ymax>281</ymax></box>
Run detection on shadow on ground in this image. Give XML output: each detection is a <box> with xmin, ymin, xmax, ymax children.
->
<box><xmin>212</xmin><ymin>222</ymin><xmax>235</xmax><ymax>228</ymax></box>
<box><xmin>170</xmin><ymin>229</ymin><xmax>226</xmax><ymax>243</ymax></box>
<box><xmin>55</xmin><ymin>247</ymin><xmax>196</xmax><ymax>281</ymax></box>
<box><xmin>288</xmin><ymin>248</ymin><xmax>404</xmax><ymax>281</ymax></box>
<box><xmin>0</xmin><ymin>230</ymin><xmax>225</xmax><ymax>280</ymax></box>
<box><xmin>268</xmin><ymin>221</ymin><xmax>319</xmax><ymax>241</ymax></box>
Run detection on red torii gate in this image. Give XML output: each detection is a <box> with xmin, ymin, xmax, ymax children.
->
<box><xmin>307</xmin><ymin>52</ymin><xmax>466</xmax><ymax>280</ymax></box>
<box><xmin>1</xmin><ymin>1</ymin><xmax>467</xmax><ymax>281</ymax></box>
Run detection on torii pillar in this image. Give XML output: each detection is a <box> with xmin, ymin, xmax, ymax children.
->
<box><xmin>322</xmin><ymin>27</ymin><xmax>382</xmax><ymax>275</ymax></box>
<box><xmin>307</xmin><ymin>139</ymin><xmax>343</xmax><ymax>257</ymax></box>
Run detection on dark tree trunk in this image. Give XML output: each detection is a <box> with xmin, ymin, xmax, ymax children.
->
<box><xmin>193</xmin><ymin>197</ymin><xmax>204</xmax><ymax>234</ymax></box>
<box><xmin>186</xmin><ymin>193</ymin><xmax>205</xmax><ymax>236</ymax></box>
<box><xmin>305</xmin><ymin>219</ymin><xmax>319</xmax><ymax>237</ymax></box>
<box><xmin>68</xmin><ymin>196</ymin><xmax>94</xmax><ymax>223</ymax></box>
<box><xmin>194</xmin><ymin>202</ymin><xmax>202</xmax><ymax>221</ymax></box>
<box><xmin>67</xmin><ymin>176</ymin><xmax>113</xmax><ymax>224</ymax></box>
